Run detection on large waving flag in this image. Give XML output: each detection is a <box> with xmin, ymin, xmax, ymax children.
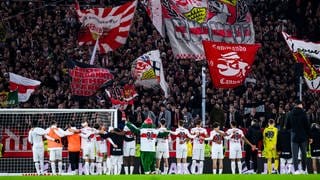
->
<box><xmin>68</xmin><ymin>60</ymin><xmax>114</xmax><ymax>96</ymax></box>
<box><xmin>131</xmin><ymin>50</ymin><xmax>169</xmax><ymax>97</ymax></box>
<box><xmin>162</xmin><ymin>0</ymin><xmax>255</xmax><ymax>60</ymax></box>
<box><xmin>282</xmin><ymin>32</ymin><xmax>320</xmax><ymax>60</ymax></box>
<box><xmin>76</xmin><ymin>0</ymin><xmax>137</xmax><ymax>53</ymax></box>
<box><xmin>282</xmin><ymin>32</ymin><xmax>320</xmax><ymax>91</ymax></box>
<box><xmin>292</xmin><ymin>51</ymin><xmax>320</xmax><ymax>92</ymax></box>
<box><xmin>141</xmin><ymin>0</ymin><xmax>165</xmax><ymax>37</ymax></box>
<box><xmin>202</xmin><ymin>41</ymin><xmax>260</xmax><ymax>88</ymax></box>
<box><xmin>9</xmin><ymin>73</ymin><xmax>41</xmax><ymax>102</ymax></box>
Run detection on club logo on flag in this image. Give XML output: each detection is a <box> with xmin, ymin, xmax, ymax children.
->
<box><xmin>162</xmin><ymin>0</ymin><xmax>255</xmax><ymax>60</ymax></box>
<box><xmin>76</xmin><ymin>0</ymin><xmax>137</xmax><ymax>53</ymax></box>
<box><xmin>131</xmin><ymin>50</ymin><xmax>169</xmax><ymax>97</ymax></box>
<box><xmin>203</xmin><ymin>41</ymin><xmax>260</xmax><ymax>88</ymax></box>
<box><xmin>292</xmin><ymin>51</ymin><xmax>320</xmax><ymax>92</ymax></box>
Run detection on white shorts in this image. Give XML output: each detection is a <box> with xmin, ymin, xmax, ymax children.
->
<box><xmin>211</xmin><ymin>144</ymin><xmax>224</xmax><ymax>159</ymax></box>
<box><xmin>280</xmin><ymin>158</ymin><xmax>292</xmax><ymax>164</ymax></box>
<box><xmin>176</xmin><ymin>145</ymin><xmax>188</xmax><ymax>159</ymax></box>
<box><xmin>32</xmin><ymin>146</ymin><xmax>44</xmax><ymax>162</ymax></box>
<box><xmin>110</xmin><ymin>155</ymin><xmax>123</xmax><ymax>165</ymax></box>
<box><xmin>156</xmin><ymin>142</ymin><xmax>169</xmax><ymax>159</ymax></box>
<box><xmin>49</xmin><ymin>149</ymin><xmax>62</xmax><ymax>161</ymax></box>
<box><xmin>192</xmin><ymin>148</ymin><xmax>205</xmax><ymax>161</ymax></box>
<box><xmin>123</xmin><ymin>141</ymin><xmax>136</xmax><ymax>157</ymax></box>
<box><xmin>311</xmin><ymin>156</ymin><xmax>320</xmax><ymax>160</ymax></box>
<box><xmin>82</xmin><ymin>145</ymin><xmax>95</xmax><ymax>160</ymax></box>
<box><xmin>229</xmin><ymin>145</ymin><xmax>242</xmax><ymax>159</ymax></box>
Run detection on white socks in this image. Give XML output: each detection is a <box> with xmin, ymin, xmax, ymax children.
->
<box><xmin>58</xmin><ymin>161</ymin><xmax>62</xmax><ymax>174</ymax></box>
<box><xmin>231</xmin><ymin>161</ymin><xmax>236</xmax><ymax>174</ymax></box>
<box><xmin>124</xmin><ymin>166</ymin><xmax>129</xmax><ymax>175</ymax></box>
<box><xmin>34</xmin><ymin>162</ymin><xmax>40</xmax><ymax>175</ymax></box>
<box><xmin>213</xmin><ymin>169</ymin><xmax>223</xmax><ymax>174</ymax></box>
<box><xmin>90</xmin><ymin>163</ymin><xmax>95</xmax><ymax>174</ymax></box>
<box><xmin>191</xmin><ymin>160</ymin><xmax>196</xmax><ymax>174</ymax></box>
<box><xmin>183</xmin><ymin>163</ymin><xmax>189</xmax><ymax>174</ymax></box>
<box><xmin>237</xmin><ymin>161</ymin><xmax>242</xmax><ymax>174</ymax></box>
<box><xmin>84</xmin><ymin>162</ymin><xmax>89</xmax><ymax>175</ymax></box>
<box><xmin>164</xmin><ymin>167</ymin><xmax>168</xmax><ymax>174</ymax></box>
<box><xmin>103</xmin><ymin>161</ymin><xmax>107</xmax><ymax>174</ymax></box>
<box><xmin>199</xmin><ymin>161</ymin><xmax>203</xmax><ymax>174</ymax></box>
<box><xmin>130</xmin><ymin>166</ymin><xmax>134</xmax><ymax>174</ymax></box>
<box><xmin>96</xmin><ymin>163</ymin><xmax>102</xmax><ymax>175</ymax></box>
<box><xmin>40</xmin><ymin>161</ymin><xmax>44</xmax><ymax>175</ymax></box>
<box><xmin>117</xmin><ymin>164</ymin><xmax>121</xmax><ymax>175</ymax></box>
<box><xmin>51</xmin><ymin>162</ymin><xmax>56</xmax><ymax>175</ymax></box>
<box><xmin>177</xmin><ymin>163</ymin><xmax>182</xmax><ymax>174</ymax></box>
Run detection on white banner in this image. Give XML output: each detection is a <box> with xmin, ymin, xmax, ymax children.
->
<box><xmin>282</xmin><ymin>32</ymin><xmax>320</xmax><ymax>60</ymax></box>
<box><xmin>162</xmin><ymin>0</ymin><xmax>255</xmax><ymax>60</ymax></box>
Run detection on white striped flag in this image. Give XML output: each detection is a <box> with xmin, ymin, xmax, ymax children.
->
<box><xmin>76</xmin><ymin>0</ymin><xmax>137</xmax><ymax>53</ymax></box>
<box><xmin>141</xmin><ymin>0</ymin><xmax>165</xmax><ymax>37</ymax></box>
<box><xmin>9</xmin><ymin>73</ymin><xmax>41</xmax><ymax>102</ymax></box>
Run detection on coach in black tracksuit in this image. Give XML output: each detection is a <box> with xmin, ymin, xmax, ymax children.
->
<box><xmin>245</xmin><ymin>119</ymin><xmax>262</xmax><ymax>173</ymax></box>
<box><xmin>286</xmin><ymin>100</ymin><xmax>311</xmax><ymax>173</ymax></box>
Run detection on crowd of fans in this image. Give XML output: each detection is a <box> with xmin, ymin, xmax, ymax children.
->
<box><xmin>0</xmin><ymin>0</ymin><xmax>319</xmax><ymax>130</ymax></box>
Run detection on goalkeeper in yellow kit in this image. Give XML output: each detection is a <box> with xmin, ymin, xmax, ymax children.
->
<box><xmin>263</xmin><ymin>119</ymin><xmax>279</xmax><ymax>174</ymax></box>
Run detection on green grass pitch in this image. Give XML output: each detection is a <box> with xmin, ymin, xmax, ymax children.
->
<box><xmin>0</xmin><ymin>174</ymin><xmax>319</xmax><ymax>180</ymax></box>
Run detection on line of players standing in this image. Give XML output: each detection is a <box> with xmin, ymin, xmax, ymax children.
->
<box><xmin>28</xmin><ymin>117</ymin><xmax>320</xmax><ymax>175</ymax></box>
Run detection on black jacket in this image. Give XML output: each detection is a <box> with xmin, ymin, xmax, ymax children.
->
<box><xmin>245</xmin><ymin>123</ymin><xmax>262</xmax><ymax>146</ymax></box>
<box><xmin>286</xmin><ymin>107</ymin><xmax>310</xmax><ymax>143</ymax></box>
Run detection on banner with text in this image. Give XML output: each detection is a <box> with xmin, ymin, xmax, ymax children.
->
<box><xmin>162</xmin><ymin>0</ymin><xmax>255</xmax><ymax>60</ymax></box>
<box><xmin>203</xmin><ymin>41</ymin><xmax>260</xmax><ymax>88</ymax></box>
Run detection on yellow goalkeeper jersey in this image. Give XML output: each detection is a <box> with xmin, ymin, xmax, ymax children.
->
<box><xmin>263</xmin><ymin>125</ymin><xmax>278</xmax><ymax>150</ymax></box>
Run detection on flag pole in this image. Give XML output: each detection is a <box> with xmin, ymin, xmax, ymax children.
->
<box><xmin>201</xmin><ymin>61</ymin><xmax>206</xmax><ymax>127</ymax></box>
<box><xmin>90</xmin><ymin>37</ymin><xmax>99</xmax><ymax>65</ymax></box>
<box><xmin>299</xmin><ymin>76</ymin><xmax>303</xmax><ymax>101</ymax></box>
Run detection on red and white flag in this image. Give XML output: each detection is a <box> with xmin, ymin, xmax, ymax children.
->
<box><xmin>162</xmin><ymin>0</ymin><xmax>255</xmax><ymax>60</ymax></box>
<box><xmin>9</xmin><ymin>73</ymin><xmax>41</xmax><ymax>102</ymax></box>
<box><xmin>292</xmin><ymin>51</ymin><xmax>320</xmax><ymax>92</ymax></box>
<box><xmin>203</xmin><ymin>41</ymin><xmax>260</xmax><ymax>88</ymax></box>
<box><xmin>141</xmin><ymin>0</ymin><xmax>165</xmax><ymax>37</ymax></box>
<box><xmin>76</xmin><ymin>0</ymin><xmax>137</xmax><ymax>53</ymax></box>
<box><xmin>69</xmin><ymin>66</ymin><xmax>114</xmax><ymax>96</ymax></box>
<box><xmin>282</xmin><ymin>32</ymin><xmax>320</xmax><ymax>60</ymax></box>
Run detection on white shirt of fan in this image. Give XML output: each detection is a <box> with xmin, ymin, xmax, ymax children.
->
<box><xmin>45</xmin><ymin>125</ymin><xmax>74</xmax><ymax>150</ymax></box>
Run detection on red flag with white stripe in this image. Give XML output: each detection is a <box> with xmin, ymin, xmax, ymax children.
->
<box><xmin>76</xmin><ymin>0</ymin><xmax>137</xmax><ymax>53</ymax></box>
<box><xmin>9</xmin><ymin>73</ymin><xmax>41</xmax><ymax>102</ymax></box>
